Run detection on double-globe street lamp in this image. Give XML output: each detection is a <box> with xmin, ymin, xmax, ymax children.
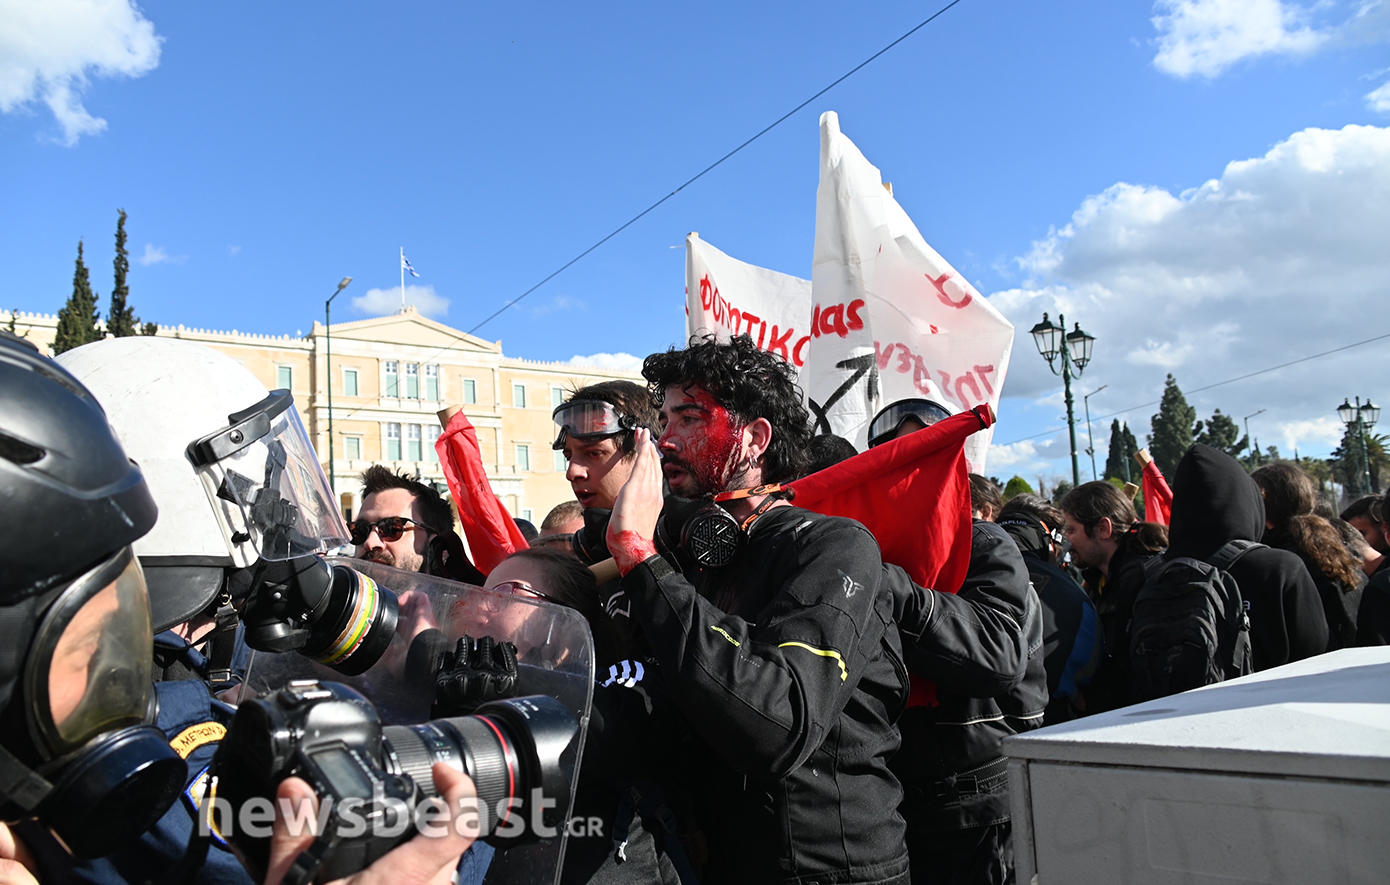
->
<box><xmin>325</xmin><ymin>277</ymin><xmax>353</xmax><ymax>496</ymax></box>
<box><xmin>1337</xmin><ymin>396</ymin><xmax>1381</xmax><ymax>495</ymax></box>
<box><xmin>1029</xmin><ymin>313</ymin><xmax>1096</xmax><ymax>488</ymax></box>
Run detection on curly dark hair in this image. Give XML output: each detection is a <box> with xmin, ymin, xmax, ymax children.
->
<box><xmin>642</xmin><ymin>334</ymin><xmax>812</xmax><ymax>483</ymax></box>
<box><xmin>1253</xmin><ymin>463</ymin><xmax>1362</xmax><ymax>590</ymax></box>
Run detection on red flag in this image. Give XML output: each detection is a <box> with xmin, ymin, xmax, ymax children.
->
<box><xmin>435</xmin><ymin>409</ymin><xmax>529</xmax><ymax>575</ymax></box>
<box><xmin>789</xmin><ymin>406</ymin><xmax>994</xmax><ymax>707</ymax></box>
<box><xmin>789</xmin><ymin>405</ymin><xmax>991</xmax><ymax>591</ymax></box>
<box><xmin>1140</xmin><ymin>457</ymin><xmax>1173</xmax><ymax>526</ymax></box>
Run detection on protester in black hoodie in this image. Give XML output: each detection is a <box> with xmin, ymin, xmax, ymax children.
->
<box><xmin>1252</xmin><ymin>462</ymin><xmax>1365</xmax><ymax>651</ymax></box>
<box><xmin>1168</xmin><ymin>445</ymin><xmax>1328</xmax><ymax>670</ymax></box>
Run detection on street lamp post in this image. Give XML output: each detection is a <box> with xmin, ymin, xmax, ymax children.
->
<box><xmin>1243</xmin><ymin>409</ymin><xmax>1266</xmax><ymax>468</ymax></box>
<box><xmin>1029</xmin><ymin>313</ymin><xmax>1096</xmax><ymax>488</ymax></box>
<box><xmin>325</xmin><ymin>277</ymin><xmax>352</xmax><ymax>496</ymax></box>
<box><xmin>1083</xmin><ymin>384</ymin><xmax>1108</xmax><ymax>481</ymax></box>
<box><xmin>1337</xmin><ymin>397</ymin><xmax>1381</xmax><ymax>494</ymax></box>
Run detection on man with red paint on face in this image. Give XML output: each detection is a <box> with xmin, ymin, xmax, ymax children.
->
<box><xmin>605</xmin><ymin>335</ymin><xmax>911</xmax><ymax>885</ymax></box>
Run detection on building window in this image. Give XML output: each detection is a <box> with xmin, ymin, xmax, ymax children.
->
<box><xmin>385</xmin><ymin>423</ymin><xmax>401</xmax><ymax>461</ymax></box>
<box><xmin>344</xmin><ymin>436</ymin><xmax>362</xmax><ymax>461</ymax></box>
<box><xmin>515</xmin><ymin>444</ymin><xmax>530</xmax><ymax>472</ymax></box>
<box><xmin>554</xmin><ymin>450</ymin><xmax>567</xmax><ymax>472</ymax></box>
<box><xmin>463</xmin><ymin>378</ymin><xmax>477</xmax><ymax>404</ymax></box>
<box><xmin>343</xmin><ymin>368</ymin><xmax>359</xmax><ymax>397</ymax></box>
<box><xmin>425</xmin><ymin>365</ymin><xmax>439</xmax><ymax>401</ymax></box>
<box><xmin>427</xmin><ymin>428</ymin><xmax>440</xmax><ymax>463</ymax></box>
<box><xmin>551</xmin><ymin>386</ymin><xmax>565</xmax><ymax>409</ymax></box>
<box><xmin>406</xmin><ymin>424</ymin><xmax>422</xmax><ymax>461</ymax></box>
<box><xmin>276</xmin><ymin>365</ymin><xmax>292</xmax><ymax>390</ymax></box>
<box><xmin>513</xmin><ymin>383</ymin><xmax>526</xmax><ymax>408</ymax></box>
<box><xmin>521</xmin><ymin>508</ymin><xmax>534</xmax><ymax>524</ymax></box>
<box><xmin>406</xmin><ymin>363</ymin><xmax>419</xmax><ymax>399</ymax></box>
<box><xmin>385</xmin><ymin>362</ymin><xmax>399</xmax><ymax>398</ymax></box>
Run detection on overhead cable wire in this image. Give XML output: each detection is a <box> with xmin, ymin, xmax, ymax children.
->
<box><xmin>997</xmin><ymin>329</ymin><xmax>1390</xmax><ymax>447</ymax></box>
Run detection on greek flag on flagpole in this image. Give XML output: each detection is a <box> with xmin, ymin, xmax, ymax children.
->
<box><xmin>401</xmin><ymin>254</ymin><xmax>420</xmax><ymax>278</ymax></box>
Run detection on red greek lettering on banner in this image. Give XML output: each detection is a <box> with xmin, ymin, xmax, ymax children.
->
<box><xmin>847</xmin><ymin>299</ymin><xmax>865</xmax><ymax>331</ymax></box>
<box><xmin>792</xmin><ymin>335</ymin><xmax>811</xmax><ymax>367</ymax></box>
<box><xmin>768</xmin><ymin>325</ymin><xmax>794</xmax><ymax>360</ymax></box>
<box><xmin>927</xmin><ymin>272</ymin><xmax>972</xmax><ymax>309</ymax></box>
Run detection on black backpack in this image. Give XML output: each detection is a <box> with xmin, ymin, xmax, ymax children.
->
<box><xmin>1129</xmin><ymin>540</ymin><xmax>1258</xmax><ymax>702</ymax></box>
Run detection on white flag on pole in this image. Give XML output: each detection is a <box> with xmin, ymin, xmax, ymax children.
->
<box><xmin>685</xmin><ymin>234</ymin><xmax>812</xmax><ymax>374</ymax></box>
<box><xmin>683</xmin><ymin>113</ymin><xmax>1013</xmax><ymax>471</ymax></box>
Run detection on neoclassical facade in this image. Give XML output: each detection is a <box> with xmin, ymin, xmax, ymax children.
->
<box><xmin>7</xmin><ymin>307</ymin><xmax>642</xmax><ymax>526</ymax></box>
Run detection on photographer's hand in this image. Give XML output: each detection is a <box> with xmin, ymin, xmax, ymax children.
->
<box><xmin>0</xmin><ymin>823</ymin><xmax>38</xmax><ymax>885</ymax></box>
<box><xmin>607</xmin><ymin>428</ymin><xmax>663</xmax><ymax>575</ymax></box>
<box><xmin>264</xmin><ymin>763</ymin><xmax>478</xmax><ymax>885</ymax></box>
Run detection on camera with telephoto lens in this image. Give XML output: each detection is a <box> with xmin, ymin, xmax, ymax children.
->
<box><xmin>212</xmin><ymin>680</ymin><xmax>579</xmax><ymax>883</ymax></box>
<box><xmin>229</xmin><ymin>555</ymin><xmax>399</xmax><ymax>676</ymax></box>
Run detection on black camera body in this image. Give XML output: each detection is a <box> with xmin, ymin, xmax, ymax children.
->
<box><xmin>212</xmin><ymin>680</ymin><xmax>578</xmax><ymax>883</ymax></box>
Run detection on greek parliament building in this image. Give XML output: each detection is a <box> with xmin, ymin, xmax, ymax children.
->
<box><xmin>5</xmin><ymin>307</ymin><xmax>641</xmax><ymax>527</ymax></box>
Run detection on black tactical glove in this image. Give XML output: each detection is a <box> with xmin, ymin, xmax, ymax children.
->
<box><xmin>426</xmin><ymin>530</ymin><xmax>488</xmax><ymax>586</ymax></box>
<box><xmin>433</xmin><ymin>634</ymin><xmax>519</xmax><ymax>715</ymax></box>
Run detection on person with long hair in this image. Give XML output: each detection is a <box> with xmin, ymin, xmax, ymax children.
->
<box><xmin>1058</xmin><ymin>481</ymin><xmax>1168</xmax><ymax>713</ymax></box>
<box><xmin>1252</xmin><ymin>463</ymin><xmax>1365</xmax><ymax>651</ymax></box>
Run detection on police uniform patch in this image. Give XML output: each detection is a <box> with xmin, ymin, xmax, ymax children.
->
<box><xmin>170</xmin><ymin>721</ymin><xmax>226</xmax><ymax>758</ymax></box>
<box><xmin>184</xmin><ymin>765</ymin><xmax>230</xmax><ymax>849</ymax></box>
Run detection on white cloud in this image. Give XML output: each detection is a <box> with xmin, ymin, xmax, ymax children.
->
<box><xmin>989</xmin><ymin>124</ymin><xmax>1390</xmax><ymax>464</ymax></box>
<box><xmin>227</xmin><ymin>244</ymin><xmax>242</xmax><ymax>256</ymax></box>
<box><xmin>1276</xmin><ymin>416</ymin><xmax>1346</xmax><ymax>452</ymax></box>
<box><xmin>566</xmin><ymin>352</ymin><xmax>645</xmax><ymax>372</ymax></box>
<box><xmin>527</xmin><ymin>295</ymin><xmax>587</xmax><ymax>318</ymax></box>
<box><xmin>1152</xmin><ymin>0</ymin><xmax>1328</xmax><ymax>78</ymax></box>
<box><xmin>138</xmin><ymin>243</ymin><xmax>184</xmax><ymax>265</ymax></box>
<box><xmin>1368</xmin><ymin>80</ymin><xmax>1390</xmax><ymax>112</ymax></box>
<box><xmin>351</xmin><ymin>284</ymin><xmax>450</xmax><ymax>318</ymax></box>
<box><xmin>0</xmin><ymin>0</ymin><xmax>162</xmax><ymax>146</ymax></box>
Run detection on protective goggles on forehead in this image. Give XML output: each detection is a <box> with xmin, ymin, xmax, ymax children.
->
<box><xmin>552</xmin><ymin>400</ymin><xmax>635</xmax><ymax>450</ymax></box>
<box><xmin>867</xmin><ymin>398</ymin><xmax>954</xmax><ymax>448</ymax></box>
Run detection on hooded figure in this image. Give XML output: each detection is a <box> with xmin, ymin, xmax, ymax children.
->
<box><xmin>1168</xmin><ymin>445</ymin><xmax>1328</xmax><ymax>670</ymax></box>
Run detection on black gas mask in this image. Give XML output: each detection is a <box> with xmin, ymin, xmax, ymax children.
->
<box><xmin>0</xmin><ymin>547</ymin><xmax>186</xmax><ymax>858</ymax></box>
<box><xmin>655</xmin><ymin>485</ymin><xmax>793</xmax><ymax>570</ymax></box>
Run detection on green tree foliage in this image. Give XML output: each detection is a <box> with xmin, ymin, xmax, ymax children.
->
<box><xmin>106</xmin><ymin>209</ymin><xmax>141</xmax><ymax>337</ymax></box>
<box><xmin>1052</xmin><ymin>479</ymin><xmax>1074</xmax><ymax>502</ymax></box>
<box><xmin>5</xmin><ymin>310</ymin><xmax>17</xmax><ymax>335</ymax></box>
<box><xmin>53</xmin><ymin>240</ymin><xmax>103</xmax><ymax>355</ymax></box>
<box><xmin>142</xmin><ymin>321</ymin><xmax>158</xmax><ymax>336</ymax></box>
<box><xmin>1149</xmin><ymin>374</ymin><xmax>1196</xmax><ymax>477</ymax></box>
<box><xmin>1194</xmin><ymin>409</ymin><xmax>1248</xmax><ymax>458</ymax></box>
<box><xmin>1103</xmin><ymin>420</ymin><xmax>1139</xmax><ymax>482</ymax></box>
<box><xmin>1333</xmin><ymin>428</ymin><xmax>1389</xmax><ymax>496</ymax></box>
<box><xmin>1003</xmin><ymin>476</ymin><xmax>1034</xmax><ymax>499</ymax></box>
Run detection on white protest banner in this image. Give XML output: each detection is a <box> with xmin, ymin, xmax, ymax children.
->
<box><xmin>685</xmin><ymin>233</ymin><xmax>812</xmax><ymax>372</ymax></box>
<box><xmin>806</xmin><ymin>112</ymin><xmax>1013</xmax><ymax>469</ymax></box>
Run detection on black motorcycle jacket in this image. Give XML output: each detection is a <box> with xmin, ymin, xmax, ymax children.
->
<box><xmin>887</xmin><ymin>520</ymin><xmax>1048</xmax><ymax>831</ymax></box>
<box><xmin>616</xmin><ymin>505</ymin><xmax>911</xmax><ymax>885</ymax></box>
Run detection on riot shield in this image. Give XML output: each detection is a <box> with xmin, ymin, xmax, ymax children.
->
<box><xmin>243</xmin><ymin>557</ymin><xmax>593</xmax><ymax>885</ymax></box>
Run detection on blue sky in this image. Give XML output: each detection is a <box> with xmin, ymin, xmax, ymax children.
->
<box><xmin>3</xmin><ymin>0</ymin><xmax>1388</xmax><ymax>487</ymax></box>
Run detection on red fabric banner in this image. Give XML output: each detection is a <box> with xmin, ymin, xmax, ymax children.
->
<box><xmin>789</xmin><ymin>406</ymin><xmax>994</xmax><ymax>707</ymax></box>
<box><xmin>435</xmin><ymin>409</ymin><xmax>529</xmax><ymax>575</ymax></box>
<box><xmin>1141</xmin><ymin>459</ymin><xmax>1173</xmax><ymax>526</ymax></box>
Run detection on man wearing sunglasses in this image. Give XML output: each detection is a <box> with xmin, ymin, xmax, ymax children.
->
<box><xmin>352</xmin><ymin>466</ymin><xmax>454</xmax><ymax>573</ymax></box>
<box><xmin>553</xmin><ymin>381</ymin><xmax>660</xmax><ymax>513</ymax></box>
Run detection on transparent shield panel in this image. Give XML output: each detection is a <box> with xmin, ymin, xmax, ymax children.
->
<box><xmin>243</xmin><ymin>558</ymin><xmax>594</xmax><ymax>885</ymax></box>
<box><xmin>199</xmin><ymin>405</ymin><xmax>350</xmax><ymax>562</ymax></box>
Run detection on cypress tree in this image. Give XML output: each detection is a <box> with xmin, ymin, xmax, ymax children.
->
<box><xmin>1149</xmin><ymin>374</ymin><xmax>1197</xmax><ymax>478</ymax></box>
<box><xmin>53</xmin><ymin>240</ymin><xmax>104</xmax><ymax>355</ymax></box>
<box><xmin>1002</xmin><ymin>476</ymin><xmax>1034</xmax><ymax>499</ymax></box>
<box><xmin>107</xmin><ymin>209</ymin><xmax>140</xmax><ymax>337</ymax></box>
<box><xmin>1194</xmin><ymin>409</ymin><xmax>1247</xmax><ymax>458</ymax></box>
<box><xmin>1103</xmin><ymin>420</ymin><xmax>1140</xmax><ymax>482</ymax></box>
